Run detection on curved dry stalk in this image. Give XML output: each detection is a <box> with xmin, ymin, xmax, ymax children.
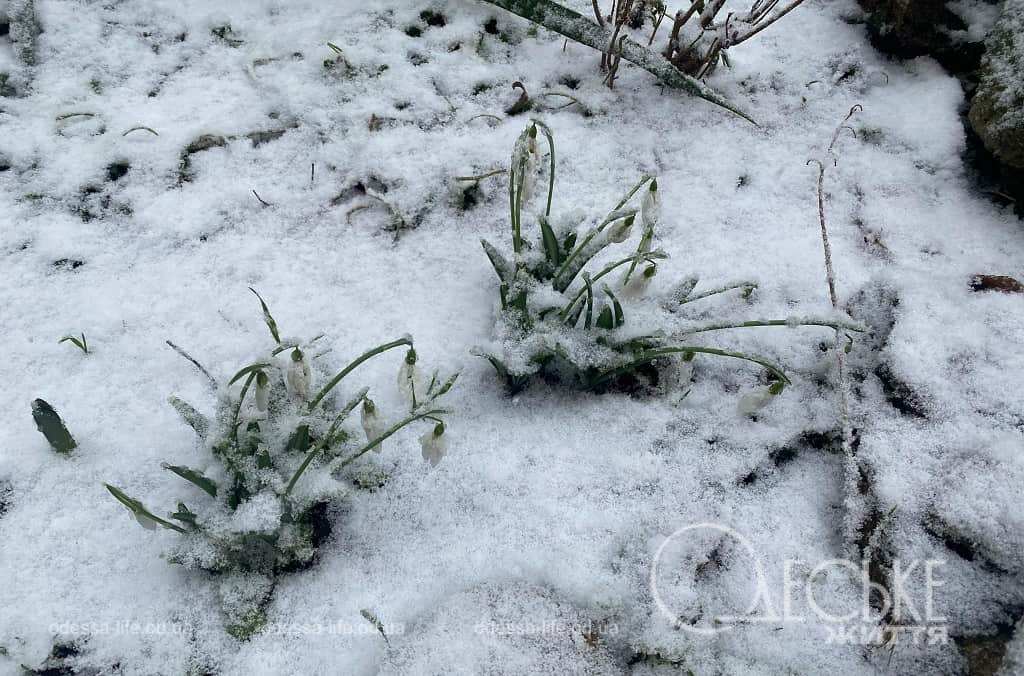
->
<box><xmin>810</xmin><ymin>104</ymin><xmax>863</xmax><ymax>555</ymax></box>
<box><xmin>122</xmin><ymin>125</ymin><xmax>159</xmax><ymax>137</ymax></box>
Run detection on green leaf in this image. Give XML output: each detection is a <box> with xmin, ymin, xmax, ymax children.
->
<box><xmin>582</xmin><ymin>273</ymin><xmax>595</xmax><ymax>330</ymax></box>
<box><xmin>162</xmin><ymin>463</ymin><xmax>218</xmax><ymax>497</ymax></box>
<box><xmin>604</xmin><ymin>287</ymin><xmax>624</xmax><ymax>327</ymax></box>
<box><xmin>104</xmin><ymin>484</ymin><xmax>187</xmax><ymax>533</ymax></box>
<box><xmin>427</xmin><ymin>372</ymin><xmax>460</xmax><ymax>401</ymax></box>
<box><xmin>595</xmin><ymin>305</ymin><xmax>614</xmax><ymax>330</ymax></box>
<box><xmin>229</xmin><ymin>362</ymin><xmax>270</xmax><ymax>386</ymax></box>
<box><xmin>360</xmin><ymin>609</ymin><xmax>389</xmax><ymax>644</ymax></box>
<box><xmin>539</xmin><ymin>215</ymin><xmax>561</xmax><ymax>265</ymax></box>
<box><xmin>285</xmin><ymin>424</ymin><xmax>312</xmax><ymax>454</ymax></box>
<box><xmin>170</xmin><ymin>502</ymin><xmax>198</xmax><ymax>528</ymax></box>
<box><xmin>31</xmin><ymin>399</ymin><xmax>77</xmax><ymax>454</ymax></box>
<box><xmin>59</xmin><ymin>333</ymin><xmax>88</xmax><ymax>354</ymax></box>
<box><xmin>249</xmin><ymin>287</ymin><xmax>281</xmax><ymax>344</ymax></box>
<box><xmin>481</xmin><ymin>239</ymin><xmax>513</xmax><ymax>284</ymax></box>
<box><xmin>168</xmin><ymin>396</ymin><xmax>209</xmax><ymax>438</ymax></box>
<box><xmin>478</xmin><ymin>0</ymin><xmax>754</xmax><ymax>123</ymax></box>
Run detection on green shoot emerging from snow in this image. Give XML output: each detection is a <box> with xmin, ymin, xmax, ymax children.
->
<box><xmin>31</xmin><ymin>398</ymin><xmax>77</xmax><ymax>454</ymax></box>
<box><xmin>104</xmin><ymin>290</ymin><xmax>457</xmax><ymax>640</ymax></box>
<box><xmin>476</xmin><ymin>121</ymin><xmax>864</xmax><ymax>409</ymax></box>
<box><xmin>59</xmin><ymin>333</ymin><xmax>88</xmax><ymax>354</ymax></box>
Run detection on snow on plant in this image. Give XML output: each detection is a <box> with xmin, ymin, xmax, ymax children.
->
<box><xmin>104</xmin><ymin>289</ymin><xmax>457</xmax><ymax>640</ymax></box>
<box><xmin>480</xmin><ymin>0</ymin><xmax>752</xmax><ymax>122</ymax></box>
<box><xmin>475</xmin><ymin>121</ymin><xmax>865</xmax><ymax>404</ymax></box>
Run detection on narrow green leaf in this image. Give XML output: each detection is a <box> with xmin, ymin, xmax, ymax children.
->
<box><xmin>427</xmin><ymin>372</ymin><xmax>460</xmax><ymax>401</ymax></box>
<box><xmin>582</xmin><ymin>273</ymin><xmax>595</xmax><ymax>330</ymax></box>
<box><xmin>31</xmin><ymin>399</ymin><xmax>77</xmax><ymax>454</ymax></box>
<box><xmin>360</xmin><ymin>609</ymin><xmax>389</xmax><ymax>644</ymax></box>
<box><xmin>168</xmin><ymin>396</ymin><xmax>209</xmax><ymax>438</ymax></box>
<box><xmin>249</xmin><ymin>287</ymin><xmax>281</xmax><ymax>344</ymax></box>
<box><xmin>104</xmin><ymin>484</ymin><xmax>187</xmax><ymax>533</ymax></box>
<box><xmin>229</xmin><ymin>362</ymin><xmax>270</xmax><ymax>386</ymax></box>
<box><xmin>539</xmin><ymin>215</ymin><xmax>561</xmax><ymax>265</ymax></box>
<box><xmin>595</xmin><ymin>305</ymin><xmax>614</xmax><ymax>330</ymax></box>
<box><xmin>170</xmin><ymin>502</ymin><xmax>198</xmax><ymax>528</ymax></box>
<box><xmin>285</xmin><ymin>424</ymin><xmax>312</xmax><ymax>454</ymax></box>
<box><xmin>161</xmin><ymin>463</ymin><xmax>218</xmax><ymax>497</ymax></box>
<box><xmin>481</xmin><ymin>239</ymin><xmax>513</xmax><ymax>284</ymax></box>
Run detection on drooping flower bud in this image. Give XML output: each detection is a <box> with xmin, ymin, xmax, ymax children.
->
<box><xmin>397</xmin><ymin>348</ymin><xmax>423</xmax><ymax>407</ymax></box>
<box><xmin>254</xmin><ymin>371</ymin><xmax>270</xmax><ymax>414</ymax></box>
<box><xmin>737</xmin><ymin>382</ymin><xmax>784</xmax><ymax>417</ymax></box>
<box><xmin>607</xmin><ymin>214</ymin><xmax>635</xmax><ymax>244</ymax></box>
<box><xmin>361</xmin><ymin>397</ymin><xmax>388</xmax><ymax>454</ymax></box>
<box><xmin>641</xmin><ymin>178</ymin><xmax>660</xmax><ymax>228</ymax></box>
<box><xmin>520</xmin><ymin>126</ymin><xmax>539</xmax><ymax>204</ymax></box>
<box><xmin>419</xmin><ymin>422</ymin><xmax>448</xmax><ymax>466</ymax></box>
<box><xmin>621</xmin><ymin>262</ymin><xmax>656</xmax><ymax>298</ymax></box>
<box><xmin>286</xmin><ymin>348</ymin><xmax>311</xmax><ymax>401</ymax></box>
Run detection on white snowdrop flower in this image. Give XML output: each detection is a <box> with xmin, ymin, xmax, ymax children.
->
<box><xmin>420</xmin><ymin>423</ymin><xmax>448</xmax><ymax>466</ymax></box>
<box><xmin>641</xmin><ymin>179</ymin><xmax>660</xmax><ymax>228</ymax></box>
<box><xmin>361</xmin><ymin>398</ymin><xmax>388</xmax><ymax>454</ymax></box>
<box><xmin>606</xmin><ymin>214</ymin><xmax>635</xmax><ymax>244</ymax></box>
<box><xmin>620</xmin><ymin>263</ymin><xmax>656</xmax><ymax>298</ymax></box>
<box><xmin>286</xmin><ymin>348</ymin><xmax>311</xmax><ymax>401</ymax></box>
<box><xmin>397</xmin><ymin>348</ymin><xmax>423</xmax><ymax>407</ymax></box>
<box><xmin>254</xmin><ymin>371</ymin><xmax>270</xmax><ymax>413</ymax></box>
<box><xmin>737</xmin><ymin>385</ymin><xmax>780</xmax><ymax>417</ymax></box>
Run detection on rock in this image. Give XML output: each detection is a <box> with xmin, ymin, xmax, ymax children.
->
<box><xmin>857</xmin><ymin>0</ymin><xmax>985</xmax><ymax>69</ymax></box>
<box><xmin>970</xmin><ymin>274</ymin><xmax>1024</xmax><ymax>293</ymax></box>
<box><xmin>969</xmin><ymin>0</ymin><xmax>1024</xmax><ymax>170</ymax></box>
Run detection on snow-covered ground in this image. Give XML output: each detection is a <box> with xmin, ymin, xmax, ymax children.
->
<box><xmin>1</xmin><ymin>0</ymin><xmax>1022</xmax><ymax>673</ymax></box>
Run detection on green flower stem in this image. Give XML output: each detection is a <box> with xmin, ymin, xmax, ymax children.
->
<box><xmin>558</xmin><ymin>251</ymin><xmax>666</xmax><ymax>320</ymax></box>
<box><xmin>532</xmin><ymin>119</ymin><xmax>556</xmax><ymax>217</ymax></box>
<box><xmin>231</xmin><ymin>371</ymin><xmax>258</xmax><ymax>439</ymax></box>
<box><xmin>590</xmin><ymin>345</ymin><xmax>791</xmax><ymax>389</ymax></box>
<box><xmin>332</xmin><ymin>408</ymin><xmax>449</xmax><ymax>472</ymax></box>
<box><xmin>286</xmin><ymin>388</ymin><xmax>369</xmax><ymax>494</ymax></box>
<box><xmin>308</xmin><ymin>337</ymin><xmax>413</xmax><ymax>411</ymax></box>
<box><xmin>552</xmin><ymin>175</ymin><xmax>651</xmax><ymax>290</ymax></box>
<box><xmin>680</xmin><ymin>317</ymin><xmax>867</xmax><ymax>335</ymax></box>
<box><xmin>678</xmin><ymin>281</ymin><xmax>758</xmax><ymax>304</ymax></box>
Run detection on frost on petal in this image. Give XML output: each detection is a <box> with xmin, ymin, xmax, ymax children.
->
<box><xmin>641</xmin><ymin>181</ymin><xmax>660</xmax><ymax>228</ymax></box>
<box><xmin>397</xmin><ymin>362</ymin><xmax>423</xmax><ymax>407</ymax></box>
<box><xmin>286</xmin><ymin>353</ymin><xmax>311</xmax><ymax>401</ymax></box>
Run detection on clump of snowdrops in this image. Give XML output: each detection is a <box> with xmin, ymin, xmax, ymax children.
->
<box><xmin>105</xmin><ymin>290</ymin><xmax>457</xmax><ymax>639</ymax></box>
<box><xmin>475</xmin><ymin>121</ymin><xmax>864</xmax><ymax>410</ymax></box>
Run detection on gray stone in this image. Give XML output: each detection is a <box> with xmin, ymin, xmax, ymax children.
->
<box><xmin>970</xmin><ymin>0</ymin><xmax>1024</xmax><ymax>169</ymax></box>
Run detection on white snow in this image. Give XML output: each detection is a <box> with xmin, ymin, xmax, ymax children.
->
<box><xmin>1</xmin><ymin>0</ymin><xmax>1022</xmax><ymax>673</ymax></box>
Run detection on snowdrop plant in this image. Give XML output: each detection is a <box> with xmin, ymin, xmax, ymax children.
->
<box><xmin>104</xmin><ymin>290</ymin><xmax>457</xmax><ymax>640</ymax></box>
<box><xmin>475</xmin><ymin>121</ymin><xmax>865</xmax><ymax>404</ymax></box>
